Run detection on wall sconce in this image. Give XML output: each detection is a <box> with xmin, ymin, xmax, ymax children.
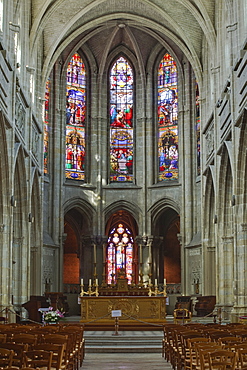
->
<box><xmin>213</xmin><ymin>215</ymin><xmax>217</xmax><ymax>224</ymax></box>
<box><xmin>28</xmin><ymin>213</ymin><xmax>34</xmax><ymax>223</ymax></box>
<box><xmin>11</xmin><ymin>196</ymin><xmax>16</xmax><ymax>207</ymax></box>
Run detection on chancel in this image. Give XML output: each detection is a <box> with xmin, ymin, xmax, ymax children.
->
<box><xmin>0</xmin><ymin>0</ymin><xmax>247</xmax><ymax>337</ymax></box>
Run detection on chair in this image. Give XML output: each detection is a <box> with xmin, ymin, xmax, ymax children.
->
<box><xmin>196</xmin><ymin>344</ymin><xmax>223</xmax><ymax>370</ymax></box>
<box><xmin>23</xmin><ymin>350</ymin><xmax>53</xmax><ymax>370</ymax></box>
<box><xmin>0</xmin><ymin>333</ymin><xmax>7</xmax><ymax>343</ymax></box>
<box><xmin>185</xmin><ymin>337</ymin><xmax>211</xmax><ymax>370</ymax></box>
<box><xmin>12</xmin><ymin>333</ymin><xmax>38</xmax><ymax>347</ymax></box>
<box><xmin>0</xmin><ymin>342</ymin><xmax>28</xmax><ymax>368</ymax></box>
<box><xmin>208</xmin><ymin>349</ymin><xmax>237</xmax><ymax>370</ymax></box>
<box><xmin>0</xmin><ymin>348</ymin><xmax>14</xmax><ymax>368</ymax></box>
<box><xmin>32</xmin><ymin>344</ymin><xmax>65</xmax><ymax>370</ymax></box>
<box><xmin>237</xmin><ymin>347</ymin><xmax>247</xmax><ymax>369</ymax></box>
<box><xmin>60</xmin><ymin>325</ymin><xmax>85</xmax><ymax>365</ymax></box>
<box><xmin>174</xmin><ymin>308</ymin><xmax>192</xmax><ymax>324</ymax></box>
<box><xmin>42</xmin><ymin>334</ymin><xmax>70</xmax><ymax>370</ymax></box>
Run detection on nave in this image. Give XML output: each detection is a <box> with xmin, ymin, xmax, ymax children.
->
<box><xmin>82</xmin><ymin>353</ymin><xmax>172</xmax><ymax>370</ymax></box>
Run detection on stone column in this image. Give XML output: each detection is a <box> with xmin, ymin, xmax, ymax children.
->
<box><xmin>219</xmin><ymin>236</ymin><xmax>234</xmax><ymax>319</ymax></box>
<box><xmin>232</xmin><ymin>223</ymin><xmax>247</xmax><ymax>317</ymax></box>
<box><xmin>80</xmin><ymin>236</ymin><xmax>93</xmax><ymax>286</ymax></box>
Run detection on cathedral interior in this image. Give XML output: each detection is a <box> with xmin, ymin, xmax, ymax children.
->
<box><xmin>0</xmin><ymin>0</ymin><xmax>246</xmax><ymax>322</ymax></box>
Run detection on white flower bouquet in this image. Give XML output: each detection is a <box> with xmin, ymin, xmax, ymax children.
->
<box><xmin>44</xmin><ymin>307</ymin><xmax>64</xmax><ymax>323</ymax></box>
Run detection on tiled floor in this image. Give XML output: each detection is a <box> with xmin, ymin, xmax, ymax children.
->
<box><xmin>81</xmin><ymin>353</ymin><xmax>173</xmax><ymax>369</ymax></box>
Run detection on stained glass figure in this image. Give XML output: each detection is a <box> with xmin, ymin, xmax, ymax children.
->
<box><xmin>44</xmin><ymin>78</ymin><xmax>50</xmax><ymax>174</ymax></box>
<box><xmin>158</xmin><ymin>53</ymin><xmax>178</xmax><ymax>181</ymax></box>
<box><xmin>196</xmin><ymin>81</ymin><xmax>200</xmax><ymax>176</ymax></box>
<box><xmin>66</xmin><ymin>53</ymin><xmax>86</xmax><ymax>180</ymax></box>
<box><xmin>109</xmin><ymin>57</ymin><xmax>134</xmax><ymax>182</ymax></box>
<box><xmin>107</xmin><ymin>223</ymin><xmax>134</xmax><ymax>284</ymax></box>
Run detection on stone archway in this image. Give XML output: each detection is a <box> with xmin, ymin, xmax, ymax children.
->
<box><xmin>153</xmin><ymin>208</ymin><xmax>180</xmax><ymax>289</ymax></box>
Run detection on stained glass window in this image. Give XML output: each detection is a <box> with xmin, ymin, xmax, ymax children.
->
<box><xmin>44</xmin><ymin>78</ymin><xmax>50</xmax><ymax>174</ymax></box>
<box><xmin>109</xmin><ymin>57</ymin><xmax>134</xmax><ymax>182</ymax></box>
<box><xmin>65</xmin><ymin>53</ymin><xmax>86</xmax><ymax>180</ymax></box>
<box><xmin>196</xmin><ymin>81</ymin><xmax>200</xmax><ymax>176</ymax></box>
<box><xmin>158</xmin><ymin>53</ymin><xmax>178</xmax><ymax>181</ymax></box>
<box><xmin>107</xmin><ymin>223</ymin><xmax>134</xmax><ymax>284</ymax></box>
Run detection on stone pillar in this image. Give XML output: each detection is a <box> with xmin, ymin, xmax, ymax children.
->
<box><xmin>219</xmin><ymin>236</ymin><xmax>234</xmax><ymax>319</ymax></box>
<box><xmin>232</xmin><ymin>223</ymin><xmax>247</xmax><ymax>318</ymax></box>
<box><xmin>80</xmin><ymin>236</ymin><xmax>93</xmax><ymax>286</ymax></box>
<box><xmin>135</xmin><ymin>236</ymin><xmax>148</xmax><ymax>285</ymax></box>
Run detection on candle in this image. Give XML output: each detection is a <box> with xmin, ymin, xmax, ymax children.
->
<box><xmin>164</xmin><ymin>278</ymin><xmax>166</xmax><ymax>286</ymax></box>
<box><xmin>155</xmin><ymin>279</ymin><xmax>157</xmax><ymax>286</ymax></box>
<box><xmin>149</xmin><ymin>278</ymin><xmax>151</xmax><ymax>285</ymax></box>
<box><xmin>81</xmin><ymin>278</ymin><xmax>83</xmax><ymax>286</ymax></box>
<box><xmin>96</xmin><ymin>278</ymin><xmax>98</xmax><ymax>286</ymax></box>
<box><xmin>89</xmin><ymin>279</ymin><xmax>92</xmax><ymax>287</ymax></box>
<box><xmin>94</xmin><ymin>244</ymin><xmax>96</xmax><ymax>264</ymax></box>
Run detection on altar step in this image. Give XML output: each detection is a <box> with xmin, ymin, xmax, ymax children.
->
<box><xmin>84</xmin><ymin>330</ymin><xmax>163</xmax><ymax>353</ymax></box>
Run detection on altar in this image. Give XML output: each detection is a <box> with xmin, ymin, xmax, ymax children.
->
<box><xmin>80</xmin><ymin>295</ymin><xmax>166</xmax><ymax>329</ymax></box>
<box><xmin>80</xmin><ymin>269</ymin><xmax>167</xmax><ymax>329</ymax></box>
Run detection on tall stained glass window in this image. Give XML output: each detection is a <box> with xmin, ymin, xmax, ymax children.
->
<box><xmin>107</xmin><ymin>223</ymin><xmax>134</xmax><ymax>284</ymax></box>
<box><xmin>109</xmin><ymin>56</ymin><xmax>134</xmax><ymax>182</ymax></box>
<box><xmin>44</xmin><ymin>78</ymin><xmax>50</xmax><ymax>174</ymax></box>
<box><xmin>158</xmin><ymin>53</ymin><xmax>178</xmax><ymax>181</ymax></box>
<box><xmin>65</xmin><ymin>53</ymin><xmax>86</xmax><ymax>180</ymax></box>
<box><xmin>195</xmin><ymin>81</ymin><xmax>200</xmax><ymax>176</ymax></box>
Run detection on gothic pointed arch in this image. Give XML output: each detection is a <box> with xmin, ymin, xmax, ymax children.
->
<box><xmin>152</xmin><ymin>206</ymin><xmax>180</xmax><ymax>289</ymax></box>
<box><xmin>237</xmin><ymin>109</ymin><xmax>247</xmax><ymax>207</ymax></box>
<box><xmin>105</xmin><ymin>209</ymin><xmax>138</xmax><ymax>284</ymax></box>
<box><xmin>109</xmin><ymin>55</ymin><xmax>134</xmax><ymax>183</ymax></box>
<box><xmin>65</xmin><ymin>52</ymin><xmax>87</xmax><ymax>181</ymax></box>
<box><xmin>30</xmin><ymin>170</ymin><xmax>42</xmax><ymax>295</ymax></box>
<box><xmin>203</xmin><ymin>169</ymin><xmax>216</xmax><ymax>295</ymax></box>
<box><xmin>157</xmin><ymin>52</ymin><xmax>178</xmax><ymax>181</ymax></box>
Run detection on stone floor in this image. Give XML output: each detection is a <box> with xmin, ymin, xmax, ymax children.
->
<box><xmin>81</xmin><ymin>353</ymin><xmax>173</xmax><ymax>369</ymax></box>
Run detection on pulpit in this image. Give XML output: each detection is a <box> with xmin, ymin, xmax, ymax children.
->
<box><xmin>22</xmin><ymin>295</ymin><xmax>50</xmax><ymax>322</ymax></box>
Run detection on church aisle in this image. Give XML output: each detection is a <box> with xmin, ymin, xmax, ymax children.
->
<box><xmin>81</xmin><ymin>353</ymin><xmax>173</xmax><ymax>369</ymax></box>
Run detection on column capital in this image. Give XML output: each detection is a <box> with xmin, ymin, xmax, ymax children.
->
<box><xmin>91</xmin><ymin>235</ymin><xmax>108</xmax><ymax>247</ymax></box>
<box><xmin>221</xmin><ymin>235</ymin><xmax>234</xmax><ymax>243</ymax></box>
<box><xmin>241</xmin><ymin>224</ymin><xmax>247</xmax><ymax>232</ymax></box>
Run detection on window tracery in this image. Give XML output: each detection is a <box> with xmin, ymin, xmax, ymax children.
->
<box><xmin>109</xmin><ymin>56</ymin><xmax>134</xmax><ymax>182</ymax></box>
<box><xmin>65</xmin><ymin>53</ymin><xmax>86</xmax><ymax>180</ymax></box>
<box><xmin>158</xmin><ymin>53</ymin><xmax>178</xmax><ymax>181</ymax></box>
<box><xmin>107</xmin><ymin>223</ymin><xmax>134</xmax><ymax>284</ymax></box>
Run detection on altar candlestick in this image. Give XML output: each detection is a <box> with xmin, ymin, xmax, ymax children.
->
<box><xmin>155</xmin><ymin>279</ymin><xmax>157</xmax><ymax>286</ymax></box>
<box><xmin>89</xmin><ymin>279</ymin><xmax>92</xmax><ymax>287</ymax></box>
<box><xmin>94</xmin><ymin>244</ymin><xmax>96</xmax><ymax>264</ymax></box>
<box><xmin>164</xmin><ymin>278</ymin><xmax>166</xmax><ymax>286</ymax></box>
<box><xmin>96</xmin><ymin>278</ymin><xmax>98</xmax><ymax>286</ymax></box>
<box><xmin>81</xmin><ymin>278</ymin><xmax>83</xmax><ymax>286</ymax></box>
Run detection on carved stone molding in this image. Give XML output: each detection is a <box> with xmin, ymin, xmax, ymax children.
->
<box><xmin>221</xmin><ymin>236</ymin><xmax>234</xmax><ymax>243</ymax></box>
<box><xmin>13</xmin><ymin>236</ymin><xmax>24</xmax><ymax>246</ymax></box>
<box><xmin>241</xmin><ymin>224</ymin><xmax>247</xmax><ymax>233</ymax></box>
<box><xmin>31</xmin><ymin>246</ymin><xmax>38</xmax><ymax>253</ymax></box>
<box><xmin>0</xmin><ymin>224</ymin><xmax>5</xmax><ymax>232</ymax></box>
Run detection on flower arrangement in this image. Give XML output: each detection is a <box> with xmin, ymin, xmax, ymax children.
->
<box><xmin>44</xmin><ymin>307</ymin><xmax>64</xmax><ymax>324</ymax></box>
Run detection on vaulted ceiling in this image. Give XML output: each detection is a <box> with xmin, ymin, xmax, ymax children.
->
<box><xmin>30</xmin><ymin>0</ymin><xmax>216</xmax><ymax>83</ymax></box>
